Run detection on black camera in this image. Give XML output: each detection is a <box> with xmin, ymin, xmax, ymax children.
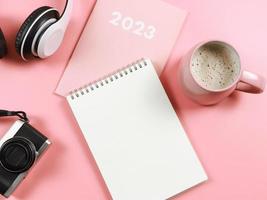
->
<box><xmin>0</xmin><ymin>120</ymin><xmax>50</xmax><ymax>197</ymax></box>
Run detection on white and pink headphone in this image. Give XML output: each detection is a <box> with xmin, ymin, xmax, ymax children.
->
<box><xmin>0</xmin><ymin>0</ymin><xmax>73</xmax><ymax>60</ymax></box>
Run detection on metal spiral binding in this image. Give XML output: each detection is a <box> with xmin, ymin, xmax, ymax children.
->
<box><xmin>69</xmin><ymin>58</ymin><xmax>148</xmax><ymax>100</ymax></box>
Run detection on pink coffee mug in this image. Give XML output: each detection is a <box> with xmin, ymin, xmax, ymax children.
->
<box><xmin>179</xmin><ymin>41</ymin><xmax>265</xmax><ymax>105</ymax></box>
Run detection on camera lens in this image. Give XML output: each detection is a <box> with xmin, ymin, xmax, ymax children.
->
<box><xmin>0</xmin><ymin>137</ymin><xmax>36</xmax><ymax>173</ymax></box>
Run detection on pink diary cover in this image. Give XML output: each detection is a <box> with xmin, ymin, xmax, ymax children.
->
<box><xmin>55</xmin><ymin>0</ymin><xmax>186</xmax><ymax>96</ymax></box>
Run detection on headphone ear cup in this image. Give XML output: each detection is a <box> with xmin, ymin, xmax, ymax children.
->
<box><xmin>15</xmin><ymin>6</ymin><xmax>59</xmax><ymax>60</ymax></box>
<box><xmin>33</xmin><ymin>27</ymin><xmax>50</xmax><ymax>57</ymax></box>
<box><xmin>0</xmin><ymin>28</ymin><xmax>7</xmax><ymax>58</ymax></box>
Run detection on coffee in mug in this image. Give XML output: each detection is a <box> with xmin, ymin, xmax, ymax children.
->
<box><xmin>179</xmin><ymin>41</ymin><xmax>265</xmax><ymax>105</ymax></box>
<box><xmin>191</xmin><ymin>44</ymin><xmax>240</xmax><ymax>91</ymax></box>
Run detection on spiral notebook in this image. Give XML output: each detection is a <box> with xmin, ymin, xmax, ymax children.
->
<box><xmin>67</xmin><ymin>59</ymin><xmax>207</xmax><ymax>200</ymax></box>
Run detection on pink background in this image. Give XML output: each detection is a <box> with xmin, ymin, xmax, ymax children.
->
<box><xmin>0</xmin><ymin>0</ymin><xmax>266</xmax><ymax>200</ymax></box>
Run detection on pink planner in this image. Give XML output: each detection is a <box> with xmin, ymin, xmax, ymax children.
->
<box><xmin>55</xmin><ymin>0</ymin><xmax>186</xmax><ymax>96</ymax></box>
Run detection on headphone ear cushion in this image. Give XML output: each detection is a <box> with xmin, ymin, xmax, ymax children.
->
<box><xmin>15</xmin><ymin>6</ymin><xmax>51</xmax><ymax>53</ymax></box>
<box><xmin>0</xmin><ymin>28</ymin><xmax>7</xmax><ymax>58</ymax></box>
<box><xmin>15</xmin><ymin>6</ymin><xmax>59</xmax><ymax>60</ymax></box>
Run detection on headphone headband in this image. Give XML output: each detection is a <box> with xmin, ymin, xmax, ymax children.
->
<box><xmin>58</xmin><ymin>0</ymin><xmax>73</xmax><ymax>31</ymax></box>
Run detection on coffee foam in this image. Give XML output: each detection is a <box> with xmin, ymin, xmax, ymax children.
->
<box><xmin>191</xmin><ymin>43</ymin><xmax>240</xmax><ymax>90</ymax></box>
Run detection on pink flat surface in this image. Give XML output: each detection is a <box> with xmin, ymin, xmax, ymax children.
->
<box><xmin>0</xmin><ymin>0</ymin><xmax>266</xmax><ymax>200</ymax></box>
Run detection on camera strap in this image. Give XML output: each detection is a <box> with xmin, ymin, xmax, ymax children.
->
<box><xmin>0</xmin><ymin>110</ymin><xmax>29</xmax><ymax>122</ymax></box>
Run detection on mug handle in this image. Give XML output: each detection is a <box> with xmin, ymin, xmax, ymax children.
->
<box><xmin>236</xmin><ymin>70</ymin><xmax>266</xmax><ymax>93</ymax></box>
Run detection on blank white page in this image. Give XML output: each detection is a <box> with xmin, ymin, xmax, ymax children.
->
<box><xmin>67</xmin><ymin>59</ymin><xmax>207</xmax><ymax>200</ymax></box>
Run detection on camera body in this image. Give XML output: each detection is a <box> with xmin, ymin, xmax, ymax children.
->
<box><xmin>0</xmin><ymin>120</ymin><xmax>50</xmax><ymax>197</ymax></box>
